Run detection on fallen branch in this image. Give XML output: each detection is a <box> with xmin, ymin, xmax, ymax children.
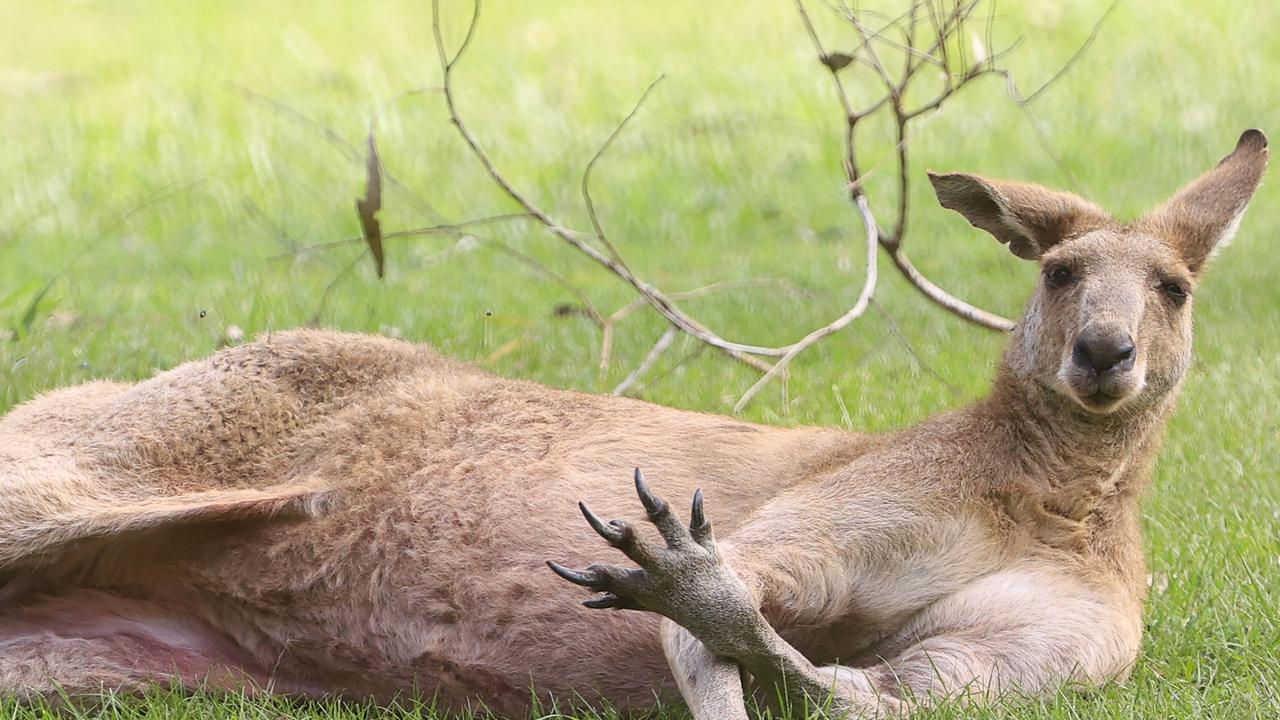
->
<box><xmin>316</xmin><ymin>0</ymin><xmax>1115</xmax><ymax>411</ymax></box>
<box><xmin>431</xmin><ymin>1</ymin><xmax>786</xmax><ymax>367</ymax></box>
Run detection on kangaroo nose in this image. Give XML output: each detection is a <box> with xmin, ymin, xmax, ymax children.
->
<box><xmin>1073</xmin><ymin>328</ymin><xmax>1135</xmax><ymax>374</ymax></box>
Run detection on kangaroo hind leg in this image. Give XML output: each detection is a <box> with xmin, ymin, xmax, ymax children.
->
<box><xmin>0</xmin><ymin>589</ymin><xmax>303</xmax><ymax>699</ymax></box>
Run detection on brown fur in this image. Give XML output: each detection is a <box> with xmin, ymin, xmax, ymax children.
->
<box><xmin>0</xmin><ymin>131</ymin><xmax>1266</xmax><ymax>717</ymax></box>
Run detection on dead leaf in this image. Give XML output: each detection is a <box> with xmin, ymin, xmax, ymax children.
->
<box><xmin>356</xmin><ymin>128</ymin><xmax>384</xmax><ymax>278</ymax></box>
<box><xmin>820</xmin><ymin>52</ymin><xmax>854</xmax><ymax>72</ymax></box>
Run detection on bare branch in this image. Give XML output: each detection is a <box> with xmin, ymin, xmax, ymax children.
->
<box><xmin>976</xmin><ymin>1</ymin><xmax>1120</xmax><ymax>189</ymax></box>
<box><xmin>793</xmin><ymin>0</ymin><xmax>857</xmax><ymax>123</ymax></box>
<box><xmin>870</xmin><ymin>299</ymin><xmax>965</xmax><ymax>396</ymax></box>
<box><xmin>599</xmin><ymin>278</ymin><xmax>809</xmax><ymax>371</ymax></box>
<box><xmin>583</xmin><ymin>76</ymin><xmax>665</xmax><ymax>268</ymax></box>
<box><xmin>612</xmin><ymin>326</ymin><xmax>679</xmax><ymax>396</ymax></box>
<box><xmin>235</xmin><ymin>26</ymin><xmax>609</xmax><ymax>358</ymax></box>
<box><xmin>638</xmin><ymin>342</ymin><xmax>709</xmax><ymax>394</ymax></box>
<box><xmin>1020</xmin><ymin>0</ymin><xmax>1120</xmax><ymax>105</ymax></box>
<box><xmin>734</xmin><ymin>194</ymin><xmax>880</xmax><ymax>413</ymax></box>
<box><xmin>402</xmin><ymin>0</ymin><xmax>1114</xmax><ymax>411</ymax></box>
<box><xmin>793</xmin><ymin>0</ymin><xmax>1015</xmax><ymax>336</ymax></box>
<box><xmin>447</xmin><ymin>0</ymin><xmax>482</xmax><ymax>69</ymax></box>
<box><xmin>432</xmin><ymin>0</ymin><xmax>797</xmax><ymax>362</ymax></box>
<box><xmin>243</xmin><ymin>201</ymin><xmax>308</xmax><ymax>258</ymax></box>
<box><xmin>832</xmin><ymin>3</ymin><xmax>940</xmax><ymax>67</ymax></box>
<box><xmin>269</xmin><ymin>214</ymin><xmax>536</xmax><ymax>261</ymax></box>
<box><xmin>609</xmin><ymin>279</ymin><xmax>810</xmax><ymax>326</ymax></box>
<box><xmin>308</xmin><ymin>252</ymin><xmax>364</xmax><ymax>326</ymax></box>
<box><xmin>887</xmin><ymin>247</ymin><xmax>1015</xmax><ymax>331</ymax></box>
<box><xmin>232</xmin><ymin>83</ymin><xmax>362</xmax><ymax>163</ymax></box>
<box><xmin>846</xmin><ymin>14</ymin><xmax>899</xmax><ymax>99</ymax></box>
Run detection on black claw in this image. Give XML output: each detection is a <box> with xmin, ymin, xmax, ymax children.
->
<box><xmin>579</xmin><ymin>502</ymin><xmax>624</xmax><ymax>543</ymax></box>
<box><xmin>546</xmin><ymin>561</ymin><xmax>598</xmax><ymax>587</ymax></box>
<box><xmin>690</xmin><ymin>488</ymin><xmax>706</xmax><ymax>529</ymax></box>
<box><xmin>634</xmin><ymin>468</ymin><xmax>667</xmax><ymax>517</ymax></box>
<box><xmin>584</xmin><ymin>593</ymin><xmax>640</xmax><ymax>611</ymax></box>
<box><xmin>583</xmin><ymin>594</ymin><xmax>623</xmax><ymax>609</ymax></box>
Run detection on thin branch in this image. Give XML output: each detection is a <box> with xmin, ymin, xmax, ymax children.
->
<box><xmin>232</xmin><ymin>83</ymin><xmax>361</xmax><ymax>162</ymax></box>
<box><xmin>637</xmin><ymin>342</ymin><xmax>708</xmax><ymax>394</ymax></box>
<box><xmin>889</xmin><ymin>113</ymin><xmax>911</xmax><ymax>247</ymax></box>
<box><xmin>244</xmin><ymin>201</ymin><xmax>320</xmax><ymax>261</ymax></box>
<box><xmin>470</xmin><ymin>234</ymin><xmax>606</xmax><ymax>329</ymax></box>
<box><xmin>887</xmin><ymin>247</ymin><xmax>1015</xmax><ymax>331</ymax></box>
<box><xmin>232</xmin><ymin>83</ymin><xmax>446</xmax><ymax>222</ymax></box>
<box><xmin>269</xmin><ymin>213</ymin><xmax>535</xmax><ymax>261</ymax></box>
<box><xmin>600</xmin><ymin>278</ymin><xmax>809</xmax><ymax>371</ymax></box>
<box><xmin>611</xmin><ymin>278</ymin><xmax>809</xmax><ymax>325</ymax></box>
<box><xmin>974</xmin><ymin>65</ymin><xmax>1081</xmax><ymax>187</ymax></box>
<box><xmin>234</xmin><ymin>21</ymin><xmax>610</xmax><ymax>359</ymax></box>
<box><xmin>446</xmin><ymin>0</ymin><xmax>483</xmax><ymax>70</ymax></box>
<box><xmin>377</xmin><ymin>85</ymin><xmax>445</xmax><ymax>118</ymax></box>
<box><xmin>887</xmin><ymin>84</ymin><xmax>1015</xmax><ymax>331</ymax></box>
<box><xmin>833</xmin><ymin>3</ymin><xmax>941</xmax><ymax>67</ymax></box>
<box><xmin>846</xmin><ymin>15</ymin><xmax>899</xmax><ymax>100</ymax></box>
<box><xmin>978</xmin><ymin>1</ymin><xmax>1121</xmax><ymax>189</ymax></box>
<box><xmin>612</xmin><ymin>326</ymin><xmax>679</xmax><ymax>396</ymax></box>
<box><xmin>308</xmin><ymin>252</ymin><xmax>364</xmax><ymax>325</ymax></box>
<box><xmin>582</xmin><ymin>76</ymin><xmax>666</xmax><ymax>268</ymax></box>
<box><xmin>902</xmin><ymin>58</ymin><xmax>1007</xmax><ymax>121</ymax></box>
<box><xmin>1021</xmin><ymin>0</ymin><xmax>1120</xmax><ymax>104</ymax></box>
<box><xmin>734</xmin><ymin>194</ymin><xmax>880</xmax><ymax>413</ymax></box>
<box><xmin>793</xmin><ymin>0</ymin><xmax>857</xmax><ymax>124</ymax></box>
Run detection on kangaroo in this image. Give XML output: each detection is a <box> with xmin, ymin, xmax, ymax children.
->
<box><xmin>0</xmin><ymin>130</ymin><xmax>1266</xmax><ymax>718</ymax></box>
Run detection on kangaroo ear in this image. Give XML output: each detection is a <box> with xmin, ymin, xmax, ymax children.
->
<box><xmin>928</xmin><ymin>172</ymin><xmax>1113</xmax><ymax>260</ymax></box>
<box><xmin>1139</xmin><ymin>129</ymin><xmax>1268</xmax><ymax>275</ymax></box>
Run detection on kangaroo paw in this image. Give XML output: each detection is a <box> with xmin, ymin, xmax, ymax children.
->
<box><xmin>549</xmin><ymin>469</ymin><xmax>759</xmax><ymax>651</ymax></box>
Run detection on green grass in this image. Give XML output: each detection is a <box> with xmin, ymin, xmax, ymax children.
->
<box><xmin>1</xmin><ymin>0</ymin><xmax>1278</xmax><ymax>717</ymax></box>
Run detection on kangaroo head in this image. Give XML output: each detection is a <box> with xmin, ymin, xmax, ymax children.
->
<box><xmin>930</xmin><ymin>130</ymin><xmax>1268</xmax><ymax>415</ymax></box>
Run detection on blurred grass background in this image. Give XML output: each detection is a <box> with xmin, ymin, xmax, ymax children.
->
<box><xmin>0</xmin><ymin>0</ymin><xmax>1277</xmax><ymax>717</ymax></box>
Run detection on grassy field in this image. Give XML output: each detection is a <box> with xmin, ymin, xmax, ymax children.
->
<box><xmin>1</xmin><ymin>0</ymin><xmax>1278</xmax><ymax>717</ymax></box>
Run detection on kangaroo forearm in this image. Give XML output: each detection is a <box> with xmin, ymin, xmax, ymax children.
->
<box><xmin>552</xmin><ymin>476</ymin><xmax>910</xmax><ymax>714</ymax></box>
<box><xmin>714</xmin><ymin>611</ymin><xmax>852</xmax><ymax>710</ymax></box>
<box><xmin>692</xmin><ymin>550</ymin><xmax>874</xmax><ymax>712</ymax></box>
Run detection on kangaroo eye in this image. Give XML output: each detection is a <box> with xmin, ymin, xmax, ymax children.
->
<box><xmin>1045</xmin><ymin>266</ymin><xmax>1075</xmax><ymax>288</ymax></box>
<box><xmin>1161</xmin><ymin>281</ymin><xmax>1189</xmax><ymax>305</ymax></box>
